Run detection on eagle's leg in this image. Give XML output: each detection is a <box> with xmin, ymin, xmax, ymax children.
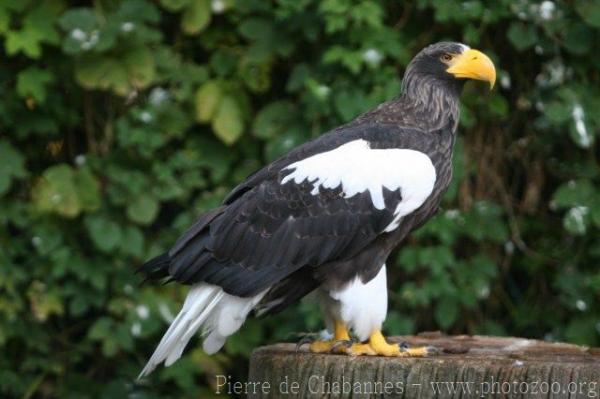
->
<box><xmin>344</xmin><ymin>330</ymin><xmax>432</xmax><ymax>357</ymax></box>
<box><xmin>309</xmin><ymin>320</ymin><xmax>350</xmax><ymax>353</ymax></box>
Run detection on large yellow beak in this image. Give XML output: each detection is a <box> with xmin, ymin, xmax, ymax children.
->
<box><xmin>447</xmin><ymin>49</ymin><xmax>496</xmax><ymax>89</ymax></box>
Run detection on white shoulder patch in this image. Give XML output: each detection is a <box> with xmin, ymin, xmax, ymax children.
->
<box><xmin>280</xmin><ymin>139</ymin><xmax>436</xmax><ymax>232</ymax></box>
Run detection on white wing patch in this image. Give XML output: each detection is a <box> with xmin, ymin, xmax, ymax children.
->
<box><xmin>280</xmin><ymin>139</ymin><xmax>436</xmax><ymax>232</ymax></box>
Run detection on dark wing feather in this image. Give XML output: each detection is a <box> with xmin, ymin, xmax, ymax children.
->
<box><xmin>141</xmin><ymin>122</ymin><xmax>430</xmax><ymax>297</ymax></box>
<box><xmin>166</xmin><ymin>177</ymin><xmax>401</xmax><ymax>296</ymax></box>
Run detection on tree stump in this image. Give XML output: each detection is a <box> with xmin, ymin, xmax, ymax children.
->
<box><xmin>247</xmin><ymin>333</ymin><xmax>600</xmax><ymax>398</ymax></box>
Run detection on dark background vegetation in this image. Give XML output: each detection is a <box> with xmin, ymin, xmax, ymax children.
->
<box><xmin>1</xmin><ymin>0</ymin><xmax>599</xmax><ymax>397</ymax></box>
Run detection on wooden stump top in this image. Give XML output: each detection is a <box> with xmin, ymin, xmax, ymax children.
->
<box><xmin>247</xmin><ymin>334</ymin><xmax>600</xmax><ymax>398</ymax></box>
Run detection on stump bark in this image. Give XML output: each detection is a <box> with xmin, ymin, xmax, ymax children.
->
<box><xmin>248</xmin><ymin>333</ymin><xmax>600</xmax><ymax>398</ymax></box>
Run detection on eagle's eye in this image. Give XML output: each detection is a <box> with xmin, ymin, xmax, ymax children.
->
<box><xmin>440</xmin><ymin>54</ymin><xmax>453</xmax><ymax>62</ymax></box>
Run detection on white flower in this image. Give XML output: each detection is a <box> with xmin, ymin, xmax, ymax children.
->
<box><xmin>80</xmin><ymin>30</ymin><xmax>99</xmax><ymax>51</ymax></box>
<box><xmin>539</xmin><ymin>1</ymin><xmax>555</xmax><ymax>20</ymax></box>
<box><xmin>136</xmin><ymin>305</ymin><xmax>150</xmax><ymax>320</ymax></box>
<box><xmin>362</xmin><ymin>48</ymin><xmax>383</xmax><ymax>66</ymax></box>
<box><xmin>500</xmin><ymin>74</ymin><xmax>511</xmax><ymax>89</ymax></box>
<box><xmin>121</xmin><ymin>22</ymin><xmax>135</xmax><ymax>32</ymax></box>
<box><xmin>504</xmin><ymin>241</ymin><xmax>515</xmax><ymax>255</ymax></box>
<box><xmin>477</xmin><ymin>285</ymin><xmax>490</xmax><ymax>299</ymax></box>
<box><xmin>75</xmin><ymin>154</ymin><xmax>86</xmax><ymax>166</ymax></box>
<box><xmin>535</xmin><ymin>101</ymin><xmax>544</xmax><ymax>111</ymax></box>
<box><xmin>566</xmin><ymin>206</ymin><xmax>589</xmax><ymax>234</ymax></box>
<box><xmin>71</xmin><ymin>28</ymin><xmax>86</xmax><ymax>41</ymax></box>
<box><xmin>139</xmin><ymin>111</ymin><xmax>153</xmax><ymax>123</ymax></box>
<box><xmin>212</xmin><ymin>0</ymin><xmax>226</xmax><ymax>14</ymax></box>
<box><xmin>571</xmin><ymin>104</ymin><xmax>591</xmax><ymax>148</ymax></box>
<box><xmin>131</xmin><ymin>322</ymin><xmax>142</xmax><ymax>337</ymax></box>
<box><xmin>535</xmin><ymin>45</ymin><xmax>544</xmax><ymax>55</ymax></box>
<box><xmin>149</xmin><ymin>87</ymin><xmax>169</xmax><ymax>106</ymax></box>
<box><xmin>315</xmin><ymin>85</ymin><xmax>330</xmax><ymax>99</ymax></box>
<box><xmin>444</xmin><ymin>209</ymin><xmax>460</xmax><ymax>219</ymax></box>
<box><xmin>575</xmin><ymin>299</ymin><xmax>587</xmax><ymax>311</ymax></box>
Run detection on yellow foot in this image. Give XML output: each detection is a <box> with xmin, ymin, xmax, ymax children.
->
<box><xmin>309</xmin><ymin>340</ymin><xmax>335</xmax><ymax>353</ymax></box>
<box><xmin>308</xmin><ymin>320</ymin><xmax>351</xmax><ymax>353</ymax></box>
<box><xmin>402</xmin><ymin>345</ymin><xmax>432</xmax><ymax>357</ymax></box>
<box><xmin>340</xmin><ymin>342</ymin><xmax>377</xmax><ymax>356</ymax></box>
<box><xmin>341</xmin><ymin>330</ymin><xmax>436</xmax><ymax>357</ymax></box>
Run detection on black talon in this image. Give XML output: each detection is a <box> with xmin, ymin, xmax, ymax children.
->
<box><xmin>295</xmin><ymin>335</ymin><xmax>315</xmax><ymax>352</ymax></box>
<box><xmin>331</xmin><ymin>339</ymin><xmax>354</xmax><ymax>353</ymax></box>
<box><xmin>400</xmin><ymin>341</ymin><xmax>410</xmax><ymax>350</ymax></box>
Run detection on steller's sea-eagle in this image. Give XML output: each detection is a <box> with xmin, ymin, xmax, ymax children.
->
<box><xmin>137</xmin><ymin>42</ymin><xmax>496</xmax><ymax>377</ymax></box>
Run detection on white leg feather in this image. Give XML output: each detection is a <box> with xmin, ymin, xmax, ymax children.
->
<box><xmin>326</xmin><ymin>264</ymin><xmax>388</xmax><ymax>341</ymax></box>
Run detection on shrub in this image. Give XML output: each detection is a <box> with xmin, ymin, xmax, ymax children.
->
<box><xmin>1</xmin><ymin>0</ymin><xmax>599</xmax><ymax>397</ymax></box>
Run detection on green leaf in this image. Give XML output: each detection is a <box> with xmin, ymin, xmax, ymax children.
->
<box><xmin>576</xmin><ymin>0</ymin><xmax>600</xmax><ymax>28</ymax></box>
<box><xmin>551</xmin><ymin>180</ymin><xmax>595</xmax><ymax>209</ymax></box>
<box><xmin>160</xmin><ymin>0</ymin><xmax>191</xmax><ymax>12</ymax></box>
<box><xmin>126</xmin><ymin>196</ymin><xmax>160</xmax><ymax>225</ymax></box>
<box><xmin>239</xmin><ymin>17</ymin><xmax>273</xmax><ymax>41</ymax></box>
<box><xmin>252</xmin><ymin>101</ymin><xmax>295</xmax><ymax>139</ymax></box>
<box><xmin>73</xmin><ymin>167</ymin><xmax>101</xmax><ymax>212</ymax></box>
<box><xmin>462</xmin><ymin>201</ymin><xmax>508</xmax><ymax>243</ymax></box>
<box><xmin>16</xmin><ymin>67</ymin><xmax>54</xmax><ymax>103</ymax></box>
<box><xmin>117</xmin><ymin>0</ymin><xmax>160</xmax><ymax>23</ymax></box>
<box><xmin>4</xmin><ymin>3</ymin><xmax>61</xmax><ymax>58</ymax></box>
<box><xmin>120</xmin><ymin>226</ymin><xmax>145</xmax><ymax>257</ymax></box>
<box><xmin>75</xmin><ymin>57</ymin><xmax>130</xmax><ymax>95</ymax></box>
<box><xmin>506</xmin><ymin>23</ymin><xmax>538</xmax><ymax>52</ymax></box>
<box><xmin>88</xmin><ymin>317</ymin><xmax>113</xmax><ymax>340</ymax></box>
<box><xmin>434</xmin><ymin>299</ymin><xmax>459</xmax><ymax>329</ymax></box>
<box><xmin>212</xmin><ymin>96</ymin><xmax>244</xmax><ymax>145</ymax></box>
<box><xmin>0</xmin><ymin>141</ymin><xmax>26</xmax><ymax>196</ymax></box>
<box><xmin>181</xmin><ymin>0</ymin><xmax>211</xmax><ymax>35</ymax></box>
<box><xmin>5</xmin><ymin>29</ymin><xmax>43</xmax><ymax>58</ymax></box>
<box><xmin>30</xmin><ymin>164</ymin><xmax>98</xmax><ymax>217</ymax></box>
<box><xmin>0</xmin><ymin>6</ymin><xmax>10</xmax><ymax>34</ymax></box>
<box><xmin>591</xmin><ymin>200</ymin><xmax>600</xmax><ymax>228</ymax></box>
<box><xmin>334</xmin><ymin>89</ymin><xmax>369</xmax><ymax>120</ymax></box>
<box><xmin>238</xmin><ymin>57</ymin><xmax>271</xmax><ymax>93</ymax></box>
<box><xmin>195</xmin><ymin>81</ymin><xmax>222</xmax><ymax>122</ymax></box>
<box><xmin>544</xmin><ymin>101</ymin><xmax>571</xmax><ymax>124</ymax></box>
<box><xmin>58</xmin><ymin>8</ymin><xmax>97</xmax><ymax>31</ymax></box>
<box><xmin>32</xmin><ymin>164</ymin><xmax>81</xmax><ymax>218</ymax></box>
<box><xmin>123</xmin><ymin>47</ymin><xmax>156</xmax><ymax>89</ymax></box>
<box><xmin>565</xmin><ymin>317</ymin><xmax>598</xmax><ymax>345</ymax></box>
<box><xmin>562</xmin><ymin>23</ymin><xmax>593</xmax><ymax>55</ymax></box>
<box><xmin>85</xmin><ymin>215</ymin><xmax>123</xmax><ymax>252</ymax></box>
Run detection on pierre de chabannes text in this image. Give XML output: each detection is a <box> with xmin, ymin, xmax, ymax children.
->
<box><xmin>215</xmin><ymin>375</ymin><xmax>599</xmax><ymax>397</ymax></box>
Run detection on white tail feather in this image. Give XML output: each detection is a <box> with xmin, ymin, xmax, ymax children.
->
<box><xmin>138</xmin><ymin>284</ymin><xmax>266</xmax><ymax>379</ymax></box>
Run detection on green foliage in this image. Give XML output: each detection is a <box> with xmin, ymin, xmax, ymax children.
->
<box><xmin>1</xmin><ymin>0</ymin><xmax>599</xmax><ymax>397</ymax></box>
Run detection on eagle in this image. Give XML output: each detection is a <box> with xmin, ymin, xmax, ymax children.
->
<box><xmin>138</xmin><ymin>42</ymin><xmax>496</xmax><ymax>377</ymax></box>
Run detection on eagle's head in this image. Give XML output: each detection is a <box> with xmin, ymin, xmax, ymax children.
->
<box><xmin>403</xmin><ymin>42</ymin><xmax>496</xmax><ymax>97</ymax></box>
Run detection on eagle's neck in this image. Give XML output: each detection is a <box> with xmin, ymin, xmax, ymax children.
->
<box><xmin>353</xmin><ymin>70</ymin><xmax>462</xmax><ymax>137</ymax></box>
<box><xmin>399</xmin><ymin>69</ymin><xmax>462</xmax><ymax>133</ymax></box>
